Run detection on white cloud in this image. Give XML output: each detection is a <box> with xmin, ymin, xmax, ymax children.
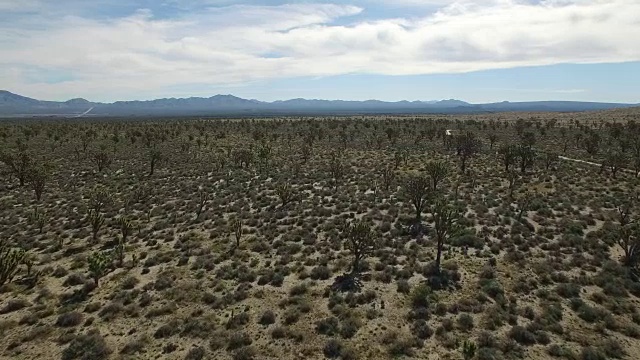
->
<box><xmin>1</xmin><ymin>0</ymin><xmax>639</xmax><ymax>100</ymax></box>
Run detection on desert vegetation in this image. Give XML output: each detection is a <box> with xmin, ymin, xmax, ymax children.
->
<box><xmin>1</xmin><ymin>108</ymin><xmax>640</xmax><ymax>359</ymax></box>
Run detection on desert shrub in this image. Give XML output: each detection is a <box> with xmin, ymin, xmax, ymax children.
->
<box><xmin>121</xmin><ymin>276</ymin><xmax>139</xmax><ymax>290</ymax></box>
<box><xmin>600</xmin><ymin>338</ymin><xmax>625</xmax><ymax>358</ymax></box>
<box><xmin>556</xmin><ymin>283</ymin><xmax>581</xmax><ymax>298</ymax></box>
<box><xmin>119</xmin><ymin>338</ymin><xmax>147</xmax><ymax>355</ymax></box>
<box><xmin>0</xmin><ymin>299</ymin><xmax>30</xmax><ymax>314</ymax></box>
<box><xmin>396</xmin><ymin>279</ymin><xmax>411</xmax><ymax>294</ymax></box>
<box><xmin>56</xmin><ymin>312</ymin><xmax>83</xmax><ymax>327</ymax></box>
<box><xmin>184</xmin><ymin>346</ymin><xmax>206</xmax><ymax>360</ymax></box>
<box><xmin>181</xmin><ymin>317</ymin><xmax>216</xmax><ymax>338</ymax></box>
<box><xmin>232</xmin><ymin>346</ymin><xmax>256</xmax><ymax>360</ymax></box>
<box><xmin>316</xmin><ymin>317</ymin><xmax>340</xmax><ymax>336</ymax></box>
<box><xmin>271</xmin><ymin>326</ymin><xmax>289</xmax><ymax>339</ymax></box>
<box><xmin>310</xmin><ymin>266</ymin><xmax>331</xmax><ymax>280</ymax></box>
<box><xmin>323</xmin><ymin>338</ymin><xmax>342</xmax><ymax>358</ymax></box>
<box><xmin>476</xmin><ymin>347</ymin><xmax>501</xmax><ymax>360</ymax></box>
<box><xmin>154</xmin><ymin>320</ymin><xmax>181</xmax><ymax>339</ymax></box>
<box><xmin>289</xmin><ymin>282</ymin><xmax>308</xmax><ymax>296</ymax></box>
<box><xmin>411</xmin><ymin>320</ymin><xmax>433</xmax><ymax>339</ymax></box>
<box><xmin>386</xmin><ymin>335</ymin><xmax>416</xmax><ymax>357</ymax></box>
<box><xmin>283</xmin><ymin>308</ymin><xmax>300</xmax><ymax>325</ymax></box>
<box><xmin>411</xmin><ymin>283</ymin><xmax>431</xmax><ymax>308</ymax></box>
<box><xmin>576</xmin><ymin>304</ymin><xmax>607</xmax><ymax>323</ymax></box>
<box><xmin>547</xmin><ymin>344</ymin><xmax>576</xmax><ymax>358</ymax></box>
<box><xmin>476</xmin><ymin>331</ymin><xmax>497</xmax><ymax>348</ymax></box>
<box><xmin>227</xmin><ymin>312</ymin><xmax>251</xmax><ymax>329</ymax></box>
<box><xmin>457</xmin><ymin>313</ymin><xmax>474</xmax><ymax>332</ymax></box>
<box><xmin>63</xmin><ymin>273</ymin><xmax>87</xmax><ymax>287</ymax></box>
<box><xmin>508</xmin><ymin>325</ymin><xmax>536</xmax><ymax>345</ymax></box>
<box><xmin>622</xmin><ymin>324</ymin><xmax>640</xmax><ymax>338</ymax></box>
<box><xmin>580</xmin><ymin>346</ymin><xmax>606</xmax><ymax>360</ymax></box>
<box><xmin>339</xmin><ymin>317</ymin><xmax>360</xmax><ymax>339</ymax></box>
<box><xmin>258</xmin><ymin>310</ymin><xmax>276</xmax><ymax>326</ymax></box>
<box><xmin>61</xmin><ymin>330</ymin><xmax>111</xmax><ymax>360</ymax></box>
<box><xmin>227</xmin><ymin>332</ymin><xmax>252</xmax><ymax>350</ymax></box>
<box><xmin>480</xmin><ymin>279</ymin><xmax>504</xmax><ymax>299</ymax></box>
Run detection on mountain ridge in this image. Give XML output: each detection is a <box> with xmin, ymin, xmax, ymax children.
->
<box><xmin>0</xmin><ymin>90</ymin><xmax>637</xmax><ymax>117</ymax></box>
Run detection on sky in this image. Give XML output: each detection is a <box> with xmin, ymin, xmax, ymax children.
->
<box><xmin>1</xmin><ymin>0</ymin><xmax>640</xmax><ymax>103</ymax></box>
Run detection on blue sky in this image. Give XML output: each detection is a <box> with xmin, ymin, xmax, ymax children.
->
<box><xmin>1</xmin><ymin>0</ymin><xmax>640</xmax><ymax>103</ymax></box>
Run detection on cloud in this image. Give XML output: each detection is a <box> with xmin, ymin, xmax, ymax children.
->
<box><xmin>1</xmin><ymin>0</ymin><xmax>639</xmax><ymax>100</ymax></box>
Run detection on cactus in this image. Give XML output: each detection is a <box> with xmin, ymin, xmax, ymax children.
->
<box><xmin>88</xmin><ymin>251</ymin><xmax>112</xmax><ymax>286</ymax></box>
<box><xmin>0</xmin><ymin>243</ymin><xmax>26</xmax><ymax>286</ymax></box>
<box><xmin>461</xmin><ymin>340</ymin><xmax>477</xmax><ymax>360</ymax></box>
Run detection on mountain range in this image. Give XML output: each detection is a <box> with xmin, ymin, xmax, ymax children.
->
<box><xmin>1</xmin><ymin>90</ymin><xmax>638</xmax><ymax>117</ymax></box>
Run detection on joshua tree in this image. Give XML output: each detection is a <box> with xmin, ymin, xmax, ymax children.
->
<box><xmin>487</xmin><ymin>133</ymin><xmax>497</xmax><ymax>150</ymax></box>
<box><xmin>455</xmin><ymin>132</ymin><xmax>481</xmax><ymax>173</ymax></box>
<box><xmin>520</xmin><ymin>131</ymin><xmax>536</xmax><ymax>150</ymax></box>
<box><xmin>115</xmin><ymin>217</ymin><xmax>134</xmax><ymax>266</ymax></box>
<box><xmin>516</xmin><ymin>145</ymin><xmax>535</xmax><ymax>173</ymax></box>
<box><xmin>256</xmin><ymin>141</ymin><xmax>272</xmax><ymax>173</ymax></box>
<box><xmin>88</xmin><ymin>186</ymin><xmax>112</xmax><ymax>214</ymax></box>
<box><xmin>92</xmin><ymin>148</ymin><xmax>112</xmax><ymax>172</ymax></box>
<box><xmin>461</xmin><ymin>340</ymin><xmax>477</xmax><ymax>360</ymax></box>
<box><xmin>328</xmin><ymin>152</ymin><xmax>345</xmax><ymax>189</ymax></box>
<box><xmin>148</xmin><ymin>148</ymin><xmax>163</xmax><ymax>176</ymax></box>
<box><xmin>618</xmin><ymin>224</ymin><xmax>639</xmax><ymax>269</ymax></box>
<box><xmin>394</xmin><ymin>149</ymin><xmax>409</xmax><ymax>169</ymax></box>
<box><xmin>0</xmin><ymin>148</ymin><xmax>32</xmax><ymax>186</ymax></box>
<box><xmin>560</xmin><ymin>127</ymin><xmax>570</xmax><ymax>153</ymax></box>
<box><xmin>300</xmin><ymin>144</ymin><xmax>311</xmax><ymax>164</ymax></box>
<box><xmin>380</xmin><ymin>166</ymin><xmax>395</xmax><ymax>191</ymax></box>
<box><xmin>87</xmin><ymin>209</ymin><xmax>105</xmax><ymax>242</ymax></box>
<box><xmin>403</xmin><ymin>173</ymin><xmax>431</xmax><ymax>230</ymax></box>
<box><xmin>28</xmin><ymin>164</ymin><xmax>50</xmax><ymax>201</ymax></box>
<box><xmin>0</xmin><ymin>243</ymin><xmax>25</xmax><ymax>286</ymax></box>
<box><xmin>515</xmin><ymin>190</ymin><xmax>534</xmax><ymax>222</ymax></box>
<box><xmin>499</xmin><ymin>144</ymin><xmax>517</xmax><ymax>172</ymax></box>
<box><xmin>543</xmin><ymin>152</ymin><xmax>559</xmax><ymax>171</ymax></box>
<box><xmin>195</xmin><ymin>189</ymin><xmax>209</xmax><ymax>221</ymax></box>
<box><xmin>232</xmin><ymin>218</ymin><xmax>243</xmax><ymax>250</ymax></box>
<box><xmin>506</xmin><ymin>169</ymin><xmax>519</xmax><ymax>199</ymax></box>
<box><xmin>425</xmin><ymin>160</ymin><xmax>449</xmax><ymax>191</ymax></box>
<box><xmin>28</xmin><ymin>208</ymin><xmax>47</xmax><ymax>234</ymax></box>
<box><xmin>584</xmin><ymin>131</ymin><xmax>601</xmax><ymax>155</ymax></box>
<box><xmin>276</xmin><ymin>182</ymin><xmax>295</xmax><ymax>207</ymax></box>
<box><xmin>431</xmin><ymin>197</ymin><xmax>460</xmax><ymax>275</ymax></box>
<box><xmin>343</xmin><ymin>219</ymin><xmax>377</xmax><ymax>274</ymax></box>
<box><xmin>604</xmin><ymin>151</ymin><xmax>626</xmax><ymax>178</ymax></box>
<box><xmin>234</xmin><ymin>148</ymin><xmax>252</xmax><ymax>168</ymax></box>
<box><xmin>88</xmin><ymin>251</ymin><xmax>112</xmax><ymax>286</ymax></box>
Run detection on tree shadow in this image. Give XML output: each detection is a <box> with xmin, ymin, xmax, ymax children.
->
<box><xmin>331</xmin><ymin>272</ymin><xmax>363</xmax><ymax>293</ymax></box>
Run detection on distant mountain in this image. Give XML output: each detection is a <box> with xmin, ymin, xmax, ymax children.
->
<box><xmin>0</xmin><ymin>90</ymin><xmax>41</xmax><ymax>106</ymax></box>
<box><xmin>0</xmin><ymin>90</ymin><xmax>637</xmax><ymax>117</ymax></box>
